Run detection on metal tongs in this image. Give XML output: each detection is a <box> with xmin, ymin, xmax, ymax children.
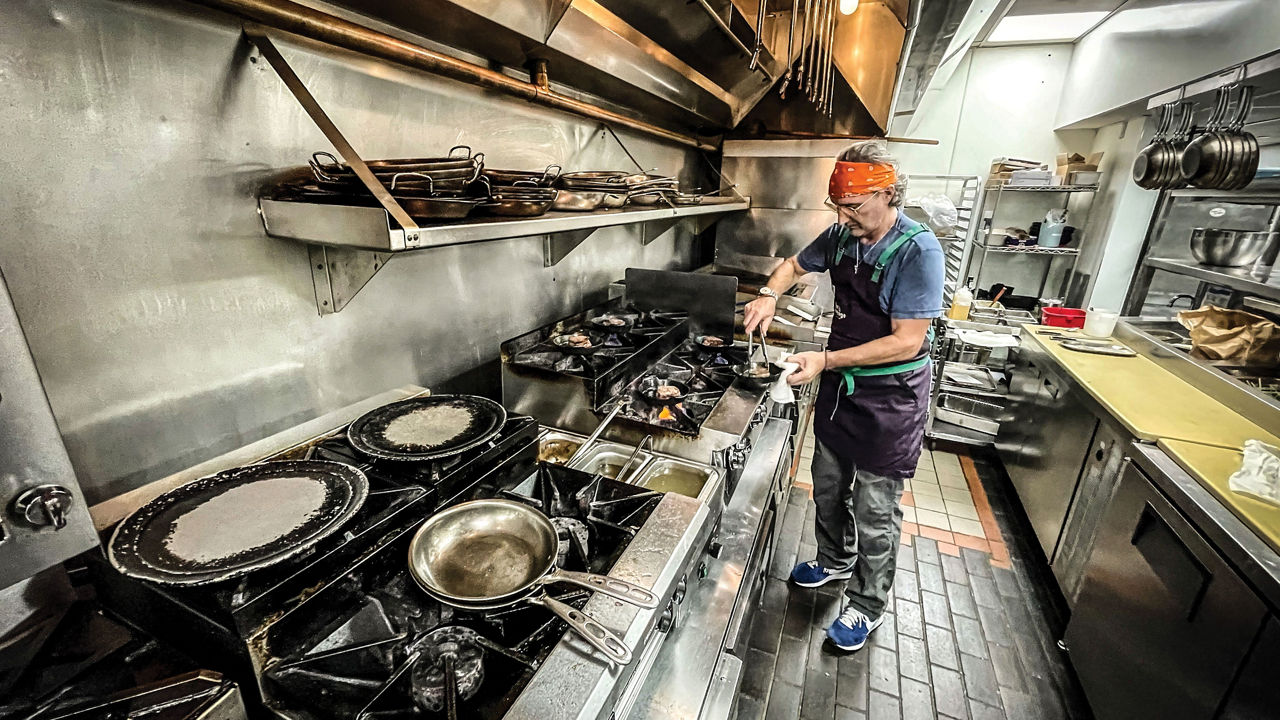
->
<box><xmin>746</xmin><ymin>323</ymin><xmax>774</xmax><ymax>365</ymax></box>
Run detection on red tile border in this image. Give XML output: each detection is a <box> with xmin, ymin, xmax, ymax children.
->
<box><xmin>918</xmin><ymin>525</ymin><xmax>955</xmax><ymax>545</ymax></box>
<box><xmin>990</xmin><ymin>540</ymin><xmax>1011</xmax><ymax>568</ymax></box>
<box><xmin>959</xmin><ymin>455</ymin><xmax>1005</xmax><ymax>545</ymax></box>
<box><xmin>902</xmin><ymin>491</ymin><xmax>915</xmax><ymax>507</ymax></box>
<box><xmin>938</xmin><ymin>542</ymin><xmax>961</xmax><ymax>556</ymax></box>
<box><xmin>901</xmin><ymin>533</ymin><xmax>914</xmax><ymax>546</ymax></box>
<box><xmin>903</xmin><ymin>521</ymin><xmax>919</xmax><ymax>536</ymax></box>
<box><xmin>953</xmin><ymin>533</ymin><xmax>991</xmax><ymax>553</ymax></box>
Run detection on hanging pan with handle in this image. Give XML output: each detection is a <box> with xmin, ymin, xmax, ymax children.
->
<box><xmin>407</xmin><ymin>498</ymin><xmax>659</xmax><ymax>665</ymax></box>
<box><xmin>347</xmin><ymin>395</ymin><xmax>507</xmax><ymax>462</ymax></box>
<box><xmin>108</xmin><ymin>460</ymin><xmax>369</xmax><ymax>586</ymax></box>
<box><xmin>1132</xmin><ymin>102</ymin><xmax>1175</xmax><ymax>189</ymax></box>
<box><xmin>1218</xmin><ymin>85</ymin><xmax>1259</xmax><ymax>191</ymax></box>
<box><xmin>1180</xmin><ymin>85</ymin><xmax>1235</xmax><ymax>188</ymax></box>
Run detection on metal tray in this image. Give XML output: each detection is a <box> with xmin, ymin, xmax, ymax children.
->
<box><xmin>567</xmin><ymin>442</ymin><xmax>652</xmax><ymax>481</ymax></box>
<box><xmin>942</xmin><ymin>362</ymin><xmax>999</xmax><ymax>391</ymax></box>
<box><xmin>935</xmin><ymin>393</ymin><xmax>1003</xmax><ymax>436</ymax></box>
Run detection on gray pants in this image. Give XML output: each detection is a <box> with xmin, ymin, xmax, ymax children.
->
<box><xmin>811</xmin><ymin>438</ymin><xmax>905</xmax><ymax>618</ymax></box>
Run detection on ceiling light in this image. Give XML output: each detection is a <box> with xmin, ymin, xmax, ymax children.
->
<box><xmin>987</xmin><ymin>11</ymin><xmax>1110</xmax><ymax>43</ymax></box>
<box><xmin>839</xmin><ymin>0</ymin><xmax>859</xmax><ymax>15</ymax></box>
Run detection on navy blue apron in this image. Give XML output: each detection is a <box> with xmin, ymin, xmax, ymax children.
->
<box><xmin>813</xmin><ymin>221</ymin><xmax>933</xmax><ymax>480</ymax></box>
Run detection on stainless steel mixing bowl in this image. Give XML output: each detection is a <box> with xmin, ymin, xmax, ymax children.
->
<box><xmin>1189</xmin><ymin>228</ymin><xmax>1278</xmax><ymax>267</ymax></box>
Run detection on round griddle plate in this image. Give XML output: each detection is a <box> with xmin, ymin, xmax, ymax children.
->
<box><xmin>108</xmin><ymin>460</ymin><xmax>369</xmax><ymax>586</ymax></box>
<box><xmin>347</xmin><ymin>395</ymin><xmax>507</xmax><ymax>462</ymax></box>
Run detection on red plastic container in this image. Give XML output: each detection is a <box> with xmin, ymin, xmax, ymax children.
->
<box><xmin>1042</xmin><ymin>307</ymin><xmax>1086</xmax><ymax>329</ymax></box>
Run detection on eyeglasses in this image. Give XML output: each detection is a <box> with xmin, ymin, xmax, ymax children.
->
<box><xmin>824</xmin><ymin>191</ymin><xmax>880</xmax><ymax>217</ymax></box>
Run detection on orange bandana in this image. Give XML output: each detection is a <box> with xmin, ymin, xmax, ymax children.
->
<box><xmin>828</xmin><ymin>161</ymin><xmax>897</xmax><ymax>199</ymax></box>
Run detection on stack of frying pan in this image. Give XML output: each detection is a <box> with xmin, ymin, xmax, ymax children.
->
<box><xmin>297</xmin><ymin>147</ymin><xmax>487</xmax><ymax>220</ymax></box>
<box><xmin>556</xmin><ymin>171</ymin><xmax>682</xmax><ymax>209</ymax></box>
<box><xmin>475</xmin><ymin>165</ymin><xmax>561</xmax><ymax>217</ymax></box>
<box><xmin>1133</xmin><ymin>85</ymin><xmax>1259</xmax><ymax>192</ymax></box>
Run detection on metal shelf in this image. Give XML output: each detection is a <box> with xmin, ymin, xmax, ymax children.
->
<box><xmin>984</xmin><ymin>184</ymin><xmax>1100</xmax><ymax>193</ymax></box>
<box><xmin>259</xmin><ymin>197</ymin><xmax>750</xmax><ymax>252</ymax></box>
<box><xmin>1143</xmin><ymin>257</ymin><xmax>1280</xmax><ymax>302</ymax></box>
<box><xmin>973</xmin><ymin>242</ymin><xmax>1080</xmax><ymax>256</ymax></box>
<box><xmin>259</xmin><ymin>197</ymin><xmax>750</xmax><ymax>314</ymax></box>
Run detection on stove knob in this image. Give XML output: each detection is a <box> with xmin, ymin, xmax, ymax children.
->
<box><xmin>14</xmin><ymin>485</ymin><xmax>73</xmax><ymax>530</ymax></box>
<box><xmin>673</xmin><ymin>577</ymin><xmax>687</xmax><ymax>604</ymax></box>
<box><xmin>657</xmin><ymin>602</ymin><xmax>675</xmax><ymax>633</ymax></box>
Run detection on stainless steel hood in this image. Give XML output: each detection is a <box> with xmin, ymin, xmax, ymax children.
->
<box><xmin>317</xmin><ymin>0</ymin><xmax>779</xmax><ymax>131</ymax></box>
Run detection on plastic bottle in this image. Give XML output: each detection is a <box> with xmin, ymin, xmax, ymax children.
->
<box><xmin>948</xmin><ymin>286</ymin><xmax>973</xmax><ymax>320</ymax></box>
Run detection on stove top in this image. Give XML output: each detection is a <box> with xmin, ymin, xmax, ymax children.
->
<box><xmin>507</xmin><ymin>309</ymin><xmax>687</xmax><ymax>381</ymax></box>
<box><xmin>617</xmin><ymin>341</ymin><xmax>751</xmax><ymax>436</ymax></box>
<box><xmin>92</xmin><ymin>412</ymin><xmax>663</xmax><ymax>720</ymax></box>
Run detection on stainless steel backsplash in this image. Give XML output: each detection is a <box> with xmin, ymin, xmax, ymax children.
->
<box><xmin>1</xmin><ymin>0</ymin><xmax>706</xmax><ymax>503</ymax></box>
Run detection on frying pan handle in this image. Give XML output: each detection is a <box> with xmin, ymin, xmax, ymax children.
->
<box><xmin>448</xmin><ymin>144</ymin><xmax>472</xmax><ymax>158</ymax></box>
<box><xmin>546</xmin><ymin>569</ymin><xmax>660</xmax><ymax>608</ymax></box>
<box><xmin>532</xmin><ymin>595</ymin><xmax>633</xmax><ymax>665</ymax></box>
<box><xmin>1229</xmin><ymin>85</ymin><xmax>1254</xmax><ymax>130</ymax></box>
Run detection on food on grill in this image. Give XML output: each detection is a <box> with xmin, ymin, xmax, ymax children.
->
<box><xmin>567</xmin><ymin>333</ymin><xmax>592</xmax><ymax>347</ymax></box>
<box><xmin>382</xmin><ymin>404</ymin><xmax>474</xmax><ymax>448</ymax></box>
<box><xmin>700</xmin><ymin>337</ymin><xmax>725</xmax><ymax>347</ymax></box>
<box><xmin>655</xmin><ymin>384</ymin><xmax>682</xmax><ymax>400</ymax></box>
<box><xmin>164</xmin><ymin>476</ymin><xmax>329</xmax><ymax>564</ymax></box>
<box><xmin>741</xmin><ymin>364</ymin><xmax>771</xmax><ymax>378</ymax></box>
<box><xmin>599</xmin><ymin>316</ymin><xmax>626</xmax><ymax>327</ymax></box>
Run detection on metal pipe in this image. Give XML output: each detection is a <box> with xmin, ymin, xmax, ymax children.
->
<box><xmin>806</xmin><ymin>0</ymin><xmax>825</xmax><ymax>97</ymax></box>
<box><xmin>190</xmin><ymin>0</ymin><xmax>717</xmax><ymax>151</ymax></box>
<box><xmin>824</xmin><ymin>4</ymin><xmax>837</xmax><ymax>115</ymax></box>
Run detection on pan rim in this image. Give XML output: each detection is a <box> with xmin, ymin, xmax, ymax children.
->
<box><xmin>407</xmin><ymin>498</ymin><xmax>558</xmax><ymax>604</ymax></box>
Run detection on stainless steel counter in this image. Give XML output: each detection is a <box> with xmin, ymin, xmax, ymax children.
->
<box><xmin>625</xmin><ymin>416</ymin><xmax>792</xmax><ymax>720</ymax></box>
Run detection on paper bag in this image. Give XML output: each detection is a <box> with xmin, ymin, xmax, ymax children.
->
<box><xmin>1177</xmin><ymin>305</ymin><xmax>1280</xmax><ymax>364</ymax></box>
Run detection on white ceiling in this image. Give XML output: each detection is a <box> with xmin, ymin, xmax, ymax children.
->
<box><xmin>1004</xmin><ymin>0</ymin><xmax>1127</xmax><ymax>17</ymax></box>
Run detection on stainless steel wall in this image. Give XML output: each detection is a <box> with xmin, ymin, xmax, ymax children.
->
<box><xmin>1</xmin><ymin>0</ymin><xmax>704</xmax><ymax>502</ymax></box>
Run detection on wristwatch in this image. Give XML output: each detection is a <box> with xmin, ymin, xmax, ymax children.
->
<box><xmin>758</xmin><ymin>287</ymin><xmax>779</xmax><ymax>300</ymax></box>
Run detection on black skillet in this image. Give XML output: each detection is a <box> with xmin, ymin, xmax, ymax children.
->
<box><xmin>348</xmin><ymin>395</ymin><xmax>507</xmax><ymax>462</ymax></box>
<box><xmin>551</xmin><ymin>332</ymin><xmax>603</xmax><ymax>355</ymax></box>
<box><xmin>638</xmin><ymin>377</ymin><xmax>689</xmax><ymax>406</ymax></box>
<box><xmin>587</xmin><ymin>313</ymin><xmax>636</xmax><ymax>332</ymax></box>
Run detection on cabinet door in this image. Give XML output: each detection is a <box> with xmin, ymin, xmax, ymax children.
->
<box><xmin>1051</xmin><ymin>424</ymin><xmax>1129</xmax><ymax>605</ymax></box>
<box><xmin>1066</xmin><ymin>462</ymin><xmax>1266</xmax><ymax>720</ymax></box>
<box><xmin>1009</xmin><ymin>369</ymin><xmax>1098</xmax><ymax>558</ymax></box>
<box><xmin>1218</xmin><ymin>615</ymin><xmax>1280</xmax><ymax>720</ymax></box>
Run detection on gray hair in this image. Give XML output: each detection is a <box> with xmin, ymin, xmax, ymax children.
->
<box><xmin>837</xmin><ymin>140</ymin><xmax>907</xmax><ymax>207</ymax></box>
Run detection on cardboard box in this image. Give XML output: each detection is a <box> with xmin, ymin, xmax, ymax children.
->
<box><xmin>1007</xmin><ymin>169</ymin><xmax>1055</xmax><ymax>186</ymax></box>
<box><xmin>1069</xmin><ymin>170</ymin><xmax>1102</xmax><ymax>186</ymax></box>
<box><xmin>1056</xmin><ymin>152</ymin><xmax>1104</xmax><ymax>177</ymax></box>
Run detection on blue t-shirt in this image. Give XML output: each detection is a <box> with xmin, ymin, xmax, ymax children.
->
<box><xmin>796</xmin><ymin>212</ymin><xmax>945</xmax><ymax>319</ymax></box>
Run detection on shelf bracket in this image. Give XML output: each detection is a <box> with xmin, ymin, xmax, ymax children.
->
<box><xmin>245</xmin><ymin>26</ymin><xmax>424</xmax><ymax>245</ymax></box>
<box><xmin>310</xmin><ymin>245</ymin><xmax>392</xmax><ymax>314</ymax></box>
<box><xmin>640</xmin><ymin>217</ymin><xmax>679</xmax><ymax>245</ymax></box>
<box><xmin>543</xmin><ymin>228</ymin><xmax>598</xmax><ymax>267</ymax></box>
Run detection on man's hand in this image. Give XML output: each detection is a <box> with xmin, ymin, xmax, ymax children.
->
<box><xmin>787</xmin><ymin>351</ymin><xmax>826</xmax><ymax>385</ymax></box>
<box><xmin>743</xmin><ymin>296</ymin><xmax>777</xmax><ymax>335</ymax></box>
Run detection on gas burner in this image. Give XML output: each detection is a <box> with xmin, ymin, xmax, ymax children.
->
<box><xmin>551</xmin><ymin>517</ymin><xmax>591</xmax><ymax>568</ymax></box>
<box><xmin>411</xmin><ymin>626</ymin><xmax>486</xmax><ymax>713</ymax></box>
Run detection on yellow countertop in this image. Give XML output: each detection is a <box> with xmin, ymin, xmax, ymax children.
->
<box><xmin>1023</xmin><ymin>325</ymin><xmax>1280</xmax><ymax>450</ymax></box>
<box><xmin>1158</xmin><ymin>439</ymin><xmax>1280</xmax><ymax>555</ymax></box>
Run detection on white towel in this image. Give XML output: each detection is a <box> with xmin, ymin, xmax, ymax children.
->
<box><xmin>1229</xmin><ymin>440</ymin><xmax>1280</xmax><ymax>507</ymax></box>
<box><xmin>771</xmin><ymin>358</ymin><xmax>800</xmax><ymax>404</ymax></box>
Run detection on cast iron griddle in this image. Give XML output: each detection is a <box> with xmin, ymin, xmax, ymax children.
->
<box><xmin>108</xmin><ymin>460</ymin><xmax>369</xmax><ymax>586</ymax></box>
<box><xmin>346</xmin><ymin>394</ymin><xmax>507</xmax><ymax>462</ymax></box>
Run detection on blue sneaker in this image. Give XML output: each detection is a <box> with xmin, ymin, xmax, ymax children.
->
<box><xmin>826</xmin><ymin>606</ymin><xmax>882</xmax><ymax>651</ymax></box>
<box><xmin>790</xmin><ymin>560</ymin><xmax>853</xmax><ymax>588</ymax></box>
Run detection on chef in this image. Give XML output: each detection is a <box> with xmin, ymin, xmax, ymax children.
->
<box><xmin>743</xmin><ymin>141</ymin><xmax>944</xmax><ymax>652</ymax></box>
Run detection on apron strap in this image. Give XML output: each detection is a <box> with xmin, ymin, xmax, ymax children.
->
<box><xmin>837</xmin><ymin>355</ymin><xmax>931</xmax><ymax>396</ymax></box>
<box><xmin>870</xmin><ymin>221</ymin><xmax>928</xmax><ymax>283</ymax></box>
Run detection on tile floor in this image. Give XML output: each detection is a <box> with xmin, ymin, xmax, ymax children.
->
<box><xmin>739</xmin><ymin>423</ymin><xmax>1094</xmax><ymax>720</ymax></box>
